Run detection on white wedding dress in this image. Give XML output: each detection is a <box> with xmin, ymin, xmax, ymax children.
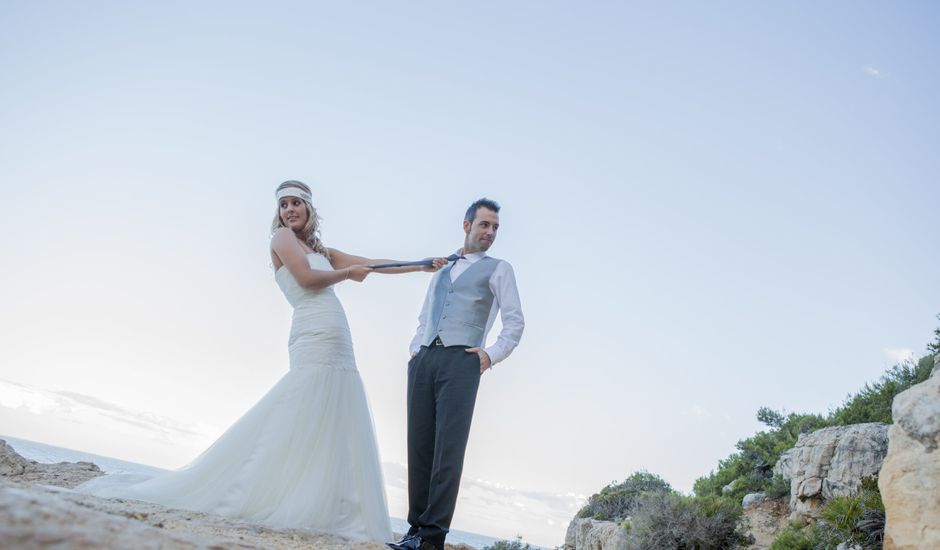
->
<box><xmin>76</xmin><ymin>253</ymin><xmax>393</xmax><ymax>542</ymax></box>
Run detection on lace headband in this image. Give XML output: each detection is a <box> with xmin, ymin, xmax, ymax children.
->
<box><xmin>276</xmin><ymin>187</ymin><xmax>312</xmax><ymax>203</ymax></box>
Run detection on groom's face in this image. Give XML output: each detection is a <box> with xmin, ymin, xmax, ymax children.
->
<box><xmin>463</xmin><ymin>207</ymin><xmax>499</xmax><ymax>253</ymax></box>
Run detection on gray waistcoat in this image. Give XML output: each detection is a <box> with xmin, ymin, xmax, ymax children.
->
<box><xmin>422</xmin><ymin>257</ymin><xmax>501</xmax><ymax>348</ymax></box>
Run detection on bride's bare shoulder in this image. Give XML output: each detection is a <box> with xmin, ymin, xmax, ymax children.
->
<box><xmin>271</xmin><ymin>227</ymin><xmax>294</xmax><ymax>242</ymax></box>
<box><xmin>270</xmin><ymin>229</ymin><xmax>299</xmax><ymax>270</ymax></box>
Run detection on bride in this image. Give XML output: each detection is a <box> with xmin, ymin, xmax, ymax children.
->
<box><xmin>76</xmin><ymin>180</ymin><xmax>445</xmax><ymax>543</ymax></box>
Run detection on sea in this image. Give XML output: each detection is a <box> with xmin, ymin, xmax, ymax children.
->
<box><xmin>2</xmin><ymin>435</ymin><xmax>524</xmax><ymax>550</ymax></box>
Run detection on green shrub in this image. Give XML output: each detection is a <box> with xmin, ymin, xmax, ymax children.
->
<box><xmin>627</xmin><ymin>491</ymin><xmax>753</xmax><ymax>549</ymax></box>
<box><xmin>768</xmin><ymin>526</ymin><xmax>814</xmax><ymax>550</ymax></box>
<box><xmin>578</xmin><ymin>470</ymin><xmax>673</xmax><ymax>521</ymax></box>
<box><xmin>828</xmin><ymin>355</ymin><xmax>935</xmax><ymax>426</ymax></box>
<box><xmin>482</xmin><ymin>537</ymin><xmax>536</xmax><ymax>550</ymax></box>
<box><xmin>814</xmin><ymin>477</ymin><xmax>885</xmax><ymax>550</ymax></box>
<box><xmin>693</xmin><ymin>453</ymin><xmax>750</xmax><ymax>500</ymax></box>
<box><xmin>857</xmin><ymin>507</ymin><xmax>886</xmax><ymax>548</ymax></box>
<box><xmin>819</xmin><ymin>494</ymin><xmax>865</xmax><ymax>533</ymax></box>
<box><xmin>769</xmin><ymin>477</ymin><xmax>885</xmax><ymax>550</ymax></box>
<box><xmin>765</xmin><ymin>474</ymin><xmax>790</xmax><ymax>499</ymax></box>
<box><xmin>928</xmin><ymin>314</ymin><xmax>940</xmax><ymax>354</ymax></box>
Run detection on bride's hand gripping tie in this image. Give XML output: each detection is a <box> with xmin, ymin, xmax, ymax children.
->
<box><xmin>421</xmin><ymin>257</ymin><xmax>449</xmax><ymax>273</ymax></box>
<box><xmin>346</xmin><ymin>265</ymin><xmax>373</xmax><ymax>282</ymax></box>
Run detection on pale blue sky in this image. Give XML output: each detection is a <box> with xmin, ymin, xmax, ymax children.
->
<box><xmin>1</xmin><ymin>2</ymin><xmax>938</xmax><ymax>546</ymax></box>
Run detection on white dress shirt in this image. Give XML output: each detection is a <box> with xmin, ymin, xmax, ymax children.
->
<box><xmin>409</xmin><ymin>251</ymin><xmax>524</xmax><ymax>366</ymax></box>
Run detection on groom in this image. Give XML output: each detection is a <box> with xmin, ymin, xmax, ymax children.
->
<box><xmin>387</xmin><ymin>198</ymin><xmax>525</xmax><ymax>550</ymax></box>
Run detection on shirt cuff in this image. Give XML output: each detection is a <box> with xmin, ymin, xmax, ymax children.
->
<box><xmin>484</xmin><ymin>345</ymin><xmax>506</xmax><ymax>366</ymax></box>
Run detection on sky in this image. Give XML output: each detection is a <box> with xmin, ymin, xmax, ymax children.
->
<box><xmin>1</xmin><ymin>1</ymin><xmax>939</xmax><ymax>547</ymax></box>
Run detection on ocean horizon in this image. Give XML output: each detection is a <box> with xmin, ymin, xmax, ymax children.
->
<box><xmin>2</xmin><ymin>434</ymin><xmax>548</xmax><ymax>550</ymax></box>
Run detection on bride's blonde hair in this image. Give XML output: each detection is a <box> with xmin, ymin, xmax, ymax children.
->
<box><xmin>271</xmin><ymin>180</ymin><xmax>329</xmax><ymax>258</ymax></box>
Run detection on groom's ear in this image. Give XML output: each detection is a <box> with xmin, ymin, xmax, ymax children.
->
<box><xmin>463</xmin><ymin>219</ymin><xmax>472</xmax><ymax>234</ymax></box>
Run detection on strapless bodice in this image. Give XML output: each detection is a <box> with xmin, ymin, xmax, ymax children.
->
<box><xmin>274</xmin><ymin>252</ymin><xmax>355</xmax><ymax>371</ymax></box>
<box><xmin>275</xmin><ymin>253</ymin><xmax>338</xmax><ymax>307</ymax></box>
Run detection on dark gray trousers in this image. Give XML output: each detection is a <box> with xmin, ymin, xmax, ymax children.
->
<box><xmin>406</xmin><ymin>343</ymin><xmax>482</xmax><ymax>547</ymax></box>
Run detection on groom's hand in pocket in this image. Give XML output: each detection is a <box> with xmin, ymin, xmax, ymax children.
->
<box><xmin>466</xmin><ymin>347</ymin><xmax>491</xmax><ymax>374</ymax></box>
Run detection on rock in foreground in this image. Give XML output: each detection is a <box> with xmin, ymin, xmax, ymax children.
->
<box><xmin>879</xmin><ymin>357</ymin><xmax>940</xmax><ymax>549</ymax></box>
<box><xmin>0</xmin><ymin>440</ymin><xmax>473</xmax><ymax>550</ymax></box>
<box><xmin>0</xmin><ymin>480</ymin><xmax>385</xmax><ymax>550</ymax></box>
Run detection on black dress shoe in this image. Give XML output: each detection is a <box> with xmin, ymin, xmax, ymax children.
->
<box><xmin>385</xmin><ymin>533</ymin><xmax>417</xmax><ymax>550</ymax></box>
<box><xmin>385</xmin><ymin>534</ymin><xmax>439</xmax><ymax>550</ymax></box>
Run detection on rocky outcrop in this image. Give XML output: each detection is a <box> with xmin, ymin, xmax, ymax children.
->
<box><xmin>0</xmin><ymin>479</ymin><xmax>391</xmax><ymax>549</ymax></box>
<box><xmin>773</xmin><ymin>423</ymin><xmax>888</xmax><ymax>521</ymax></box>
<box><xmin>0</xmin><ymin>440</ymin><xmax>473</xmax><ymax>549</ymax></box>
<box><xmin>0</xmin><ymin>440</ymin><xmax>102</xmax><ymax>489</ymax></box>
<box><xmin>0</xmin><ymin>440</ymin><xmax>32</xmax><ymax>477</ymax></box>
<box><xmin>879</xmin><ymin>355</ymin><xmax>940</xmax><ymax>549</ymax></box>
<box><xmin>564</xmin><ymin>518</ymin><xmax>630</xmax><ymax>550</ymax></box>
<box><xmin>741</xmin><ymin>493</ymin><xmax>788</xmax><ymax>550</ymax></box>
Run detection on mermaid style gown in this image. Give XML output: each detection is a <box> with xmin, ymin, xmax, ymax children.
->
<box><xmin>76</xmin><ymin>253</ymin><xmax>393</xmax><ymax>542</ymax></box>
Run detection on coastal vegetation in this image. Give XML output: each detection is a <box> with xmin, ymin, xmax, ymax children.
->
<box><xmin>482</xmin><ymin>537</ymin><xmax>539</xmax><ymax>550</ymax></box>
<box><xmin>693</xmin><ymin>352</ymin><xmax>934</xmax><ymax>506</ymax></box>
<box><xmin>769</xmin><ymin>477</ymin><xmax>884</xmax><ymax>550</ymax></box>
<box><xmin>577</xmin><ymin>471</ymin><xmax>673</xmax><ymax>521</ymax></box>
<box><xmin>575</xmin><ymin>317</ymin><xmax>939</xmax><ymax>549</ymax></box>
<box><xmin>576</xmin><ymin>472</ymin><xmax>752</xmax><ymax>548</ymax></box>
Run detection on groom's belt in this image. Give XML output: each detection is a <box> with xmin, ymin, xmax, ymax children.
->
<box><xmin>429</xmin><ymin>336</ymin><xmax>470</xmax><ymax>348</ymax></box>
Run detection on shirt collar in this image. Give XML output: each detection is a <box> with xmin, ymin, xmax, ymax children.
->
<box><xmin>460</xmin><ymin>250</ymin><xmax>487</xmax><ymax>263</ymax></box>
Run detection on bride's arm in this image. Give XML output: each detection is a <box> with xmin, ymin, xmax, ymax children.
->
<box><xmin>272</xmin><ymin>229</ymin><xmax>370</xmax><ymax>288</ymax></box>
<box><xmin>328</xmin><ymin>248</ymin><xmax>444</xmax><ymax>274</ymax></box>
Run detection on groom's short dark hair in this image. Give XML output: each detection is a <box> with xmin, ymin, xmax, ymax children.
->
<box><xmin>464</xmin><ymin>198</ymin><xmax>500</xmax><ymax>223</ymax></box>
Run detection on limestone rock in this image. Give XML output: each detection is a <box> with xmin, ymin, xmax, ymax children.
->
<box><xmin>741</xmin><ymin>495</ymin><xmax>788</xmax><ymax>550</ymax></box>
<box><xmin>0</xmin><ymin>440</ymin><xmax>31</xmax><ymax>476</ymax></box>
<box><xmin>741</xmin><ymin>493</ymin><xmax>767</xmax><ymax>509</ymax></box>
<box><xmin>773</xmin><ymin>423</ymin><xmax>888</xmax><ymax>521</ymax></box>
<box><xmin>564</xmin><ymin>517</ymin><xmax>631</xmax><ymax>550</ymax></box>
<box><xmin>0</xmin><ymin>479</ymin><xmax>408</xmax><ymax>549</ymax></box>
<box><xmin>879</xmin><ymin>361</ymin><xmax>940</xmax><ymax>549</ymax></box>
<box><xmin>0</xmin><ymin>439</ymin><xmax>102</xmax><ymax>488</ymax></box>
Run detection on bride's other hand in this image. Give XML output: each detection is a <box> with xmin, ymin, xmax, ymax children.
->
<box><xmin>421</xmin><ymin>257</ymin><xmax>448</xmax><ymax>273</ymax></box>
<box><xmin>347</xmin><ymin>265</ymin><xmax>373</xmax><ymax>282</ymax></box>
